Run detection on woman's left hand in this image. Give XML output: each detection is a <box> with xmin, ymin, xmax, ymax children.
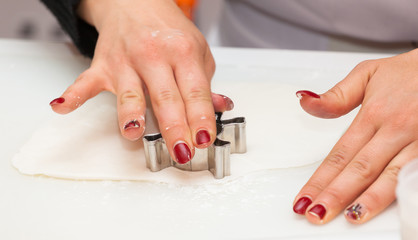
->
<box><xmin>293</xmin><ymin>48</ymin><xmax>418</xmax><ymax>224</ymax></box>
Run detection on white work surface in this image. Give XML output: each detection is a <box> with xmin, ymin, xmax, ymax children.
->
<box><xmin>0</xmin><ymin>39</ymin><xmax>401</xmax><ymax>239</ymax></box>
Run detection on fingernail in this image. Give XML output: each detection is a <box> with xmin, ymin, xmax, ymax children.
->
<box><xmin>293</xmin><ymin>197</ymin><xmax>312</xmax><ymax>215</ymax></box>
<box><xmin>345</xmin><ymin>203</ymin><xmax>363</xmax><ymax>221</ymax></box>
<box><xmin>308</xmin><ymin>204</ymin><xmax>327</xmax><ymax>220</ymax></box>
<box><xmin>124</xmin><ymin>119</ymin><xmax>140</xmax><ymax>130</ymax></box>
<box><xmin>174</xmin><ymin>142</ymin><xmax>191</xmax><ymax>164</ymax></box>
<box><xmin>49</xmin><ymin>97</ymin><xmax>65</xmax><ymax>106</ymax></box>
<box><xmin>196</xmin><ymin>129</ymin><xmax>211</xmax><ymax>146</ymax></box>
<box><xmin>296</xmin><ymin>90</ymin><xmax>320</xmax><ymax>100</ymax></box>
<box><xmin>220</xmin><ymin>94</ymin><xmax>234</xmax><ymax>111</ymax></box>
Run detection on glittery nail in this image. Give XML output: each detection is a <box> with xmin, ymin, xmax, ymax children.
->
<box><xmin>124</xmin><ymin>119</ymin><xmax>140</xmax><ymax>130</ymax></box>
<box><xmin>345</xmin><ymin>203</ymin><xmax>363</xmax><ymax>221</ymax></box>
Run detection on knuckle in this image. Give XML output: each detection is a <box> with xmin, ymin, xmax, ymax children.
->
<box><xmin>204</xmin><ymin>47</ymin><xmax>216</xmax><ymax>77</ymax></box>
<box><xmin>383</xmin><ymin>165</ymin><xmax>401</xmax><ymax>183</ymax></box>
<box><xmin>154</xmin><ymin>89</ymin><xmax>180</xmax><ymax>107</ymax></box>
<box><xmin>325</xmin><ymin>149</ymin><xmax>350</xmax><ymax>173</ymax></box>
<box><xmin>107</xmin><ymin>52</ymin><xmax>127</xmax><ymax>66</ymax></box>
<box><xmin>385</xmin><ymin>114</ymin><xmax>415</xmax><ymax>134</ymax></box>
<box><xmin>132</xmin><ymin>33</ymin><xmax>202</xmax><ymax>64</ymax></box>
<box><xmin>133</xmin><ymin>37</ymin><xmax>161</xmax><ymax>61</ymax></box>
<box><xmin>184</xmin><ymin>87</ymin><xmax>211</xmax><ymax>104</ymax></box>
<box><xmin>328</xmin><ymin>85</ymin><xmax>344</xmax><ymax>100</ymax></box>
<box><xmin>120</xmin><ymin>90</ymin><xmax>143</xmax><ymax>105</ymax></box>
<box><xmin>355</xmin><ymin>59</ymin><xmax>376</xmax><ymax>71</ymax></box>
<box><xmin>207</xmin><ymin>58</ymin><xmax>216</xmax><ymax>76</ymax></box>
<box><xmin>305</xmin><ymin>179</ymin><xmax>326</xmax><ymax>193</ymax></box>
<box><xmin>360</xmin><ymin>102</ymin><xmax>383</xmax><ymax>123</ymax></box>
<box><xmin>351</xmin><ymin>157</ymin><xmax>374</xmax><ymax>180</ymax></box>
<box><xmin>387</xmin><ymin>119</ymin><xmax>408</xmax><ymax>133</ymax></box>
<box><xmin>351</xmin><ymin>59</ymin><xmax>379</xmax><ymax>80</ymax></box>
<box><xmin>174</xmin><ymin>39</ymin><xmax>196</xmax><ymax>57</ymax></box>
<box><xmin>327</xmin><ymin>85</ymin><xmax>347</xmax><ymax>114</ymax></box>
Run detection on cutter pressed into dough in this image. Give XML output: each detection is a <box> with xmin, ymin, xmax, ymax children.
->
<box><xmin>143</xmin><ymin>113</ymin><xmax>246</xmax><ymax>179</ymax></box>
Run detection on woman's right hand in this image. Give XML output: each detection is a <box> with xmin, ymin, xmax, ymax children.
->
<box><xmin>49</xmin><ymin>0</ymin><xmax>234</xmax><ymax>163</ymax></box>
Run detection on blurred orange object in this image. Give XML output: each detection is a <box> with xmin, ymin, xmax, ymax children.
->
<box><xmin>175</xmin><ymin>0</ymin><xmax>197</xmax><ymax>20</ymax></box>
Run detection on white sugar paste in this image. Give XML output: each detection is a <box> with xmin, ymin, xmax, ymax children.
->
<box><xmin>12</xmin><ymin>81</ymin><xmax>356</xmax><ymax>185</ymax></box>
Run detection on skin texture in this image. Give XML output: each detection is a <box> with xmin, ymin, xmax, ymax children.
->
<box><xmin>294</xmin><ymin>48</ymin><xmax>418</xmax><ymax>224</ymax></box>
<box><xmin>50</xmin><ymin>0</ymin><xmax>232</xmax><ymax>164</ymax></box>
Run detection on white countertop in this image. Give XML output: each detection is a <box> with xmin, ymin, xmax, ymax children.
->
<box><xmin>0</xmin><ymin>39</ymin><xmax>401</xmax><ymax>240</ymax></box>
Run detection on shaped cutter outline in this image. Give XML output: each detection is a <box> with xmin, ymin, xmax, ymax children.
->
<box><xmin>143</xmin><ymin>112</ymin><xmax>246</xmax><ymax>179</ymax></box>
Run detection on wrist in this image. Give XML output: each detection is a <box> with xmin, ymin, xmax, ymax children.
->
<box><xmin>76</xmin><ymin>0</ymin><xmax>181</xmax><ymax>32</ymax></box>
<box><xmin>76</xmin><ymin>0</ymin><xmax>113</xmax><ymax>31</ymax></box>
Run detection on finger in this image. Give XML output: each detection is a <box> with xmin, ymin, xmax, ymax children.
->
<box><xmin>203</xmin><ymin>46</ymin><xmax>216</xmax><ymax>80</ymax></box>
<box><xmin>296</xmin><ymin>60</ymin><xmax>379</xmax><ymax>119</ymax></box>
<box><xmin>116</xmin><ymin>67</ymin><xmax>146</xmax><ymax>141</ymax></box>
<box><xmin>175</xmin><ymin>62</ymin><xmax>217</xmax><ymax>148</ymax></box>
<box><xmin>203</xmin><ymin>48</ymin><xmax>233</xmax><ymax>112</ymax></box>
<box><xmin>305</xmin><ymin>128</ymin><xmax>409</xmax><ymax>224</ymax></box>
<box><xmin>49</xmin><ymin>67</ymin><xmax>107</xmax><ymax>114</ymax></box>
<box><xmin>140</xmin><ymin>64</ymin><xmax>194</xmax><ymax>164</ymax></box>
<box><xmin>212</xmin><ymin>93</ymin><xmax>234</xmax><ymax>112</ymax></box>
<box><xmin>293</xmin><ymin>113</ymin><xmax>376</xmax><ymax>215</ymax></box>
<box><xmin>293</xmin><ymin>60</ymin><xmax>379</xmax><ymax>214</ymax></box>
<box><xmin>344</xmin><ymin>140</ymin><xmax>418</xmax><ymax>224</ymax></box>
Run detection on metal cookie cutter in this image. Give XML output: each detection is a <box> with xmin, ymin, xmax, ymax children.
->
<box><xmin>143</xmin><ymin>112</ymin><xmax>246</xmax><ymax>179</ymax></box>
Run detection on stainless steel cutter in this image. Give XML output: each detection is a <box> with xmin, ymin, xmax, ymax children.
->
<box><xmin>143</xmin><ymin>112</ymin><xmax>246</xmax><ymax>179</ymax></box>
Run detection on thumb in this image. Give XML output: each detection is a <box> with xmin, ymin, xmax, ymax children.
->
<box><xmin>296</xmin><ymin>60</ymin><xmax>378</xmax><ymax>119</ymax></box>
<box><xmin>49</xmin><ymin>66</ymin><xmax>110</xmax><ymax>114</ymax></box>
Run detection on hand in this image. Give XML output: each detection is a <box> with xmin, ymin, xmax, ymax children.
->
<box><xmin>49</xmin><ymin>0</ymin><xmax>233</xmax><ymax>164</ymax></box>
<box><xmin>293</xmin><ymin>49</ymin><xmax>418</xmax><ymax>224</ymax></box>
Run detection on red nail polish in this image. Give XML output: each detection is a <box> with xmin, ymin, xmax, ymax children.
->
<box><xmin>309</xmin><ymin>204</ymin><xmax>326</xmax><ymax>220</ymax></box>
<box><xmin>49</xmin><ymin>97</ymin><xmax>65</xmax><ymax>106</ymax></box>
<box><xmin>220</xmin><ymin>94</ymin><xmax>234</xmax><ymax>111</ymax></box>
<box><xmin>124</xmin><ymin>120</ymin><xmax>140</xmax><ymax>130</ymax></box>
<box><xmin>293</xmin><ymin>197</ymin><xmax>312</xmax><ymax>215</ymax></box>
<box><xmin>196</xmin><ymin>130</ymin><xmax>211</xmax><ymax>146</ymax></box>
<box><xmin>174</xmin><ymin>142</ymin><xmax>191</xmax><ymax>164</ymax></box>
<box><xmin>296</xmin><ymin>90</ymin><xmax>320</xmax><ymax>99</ymax></box>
